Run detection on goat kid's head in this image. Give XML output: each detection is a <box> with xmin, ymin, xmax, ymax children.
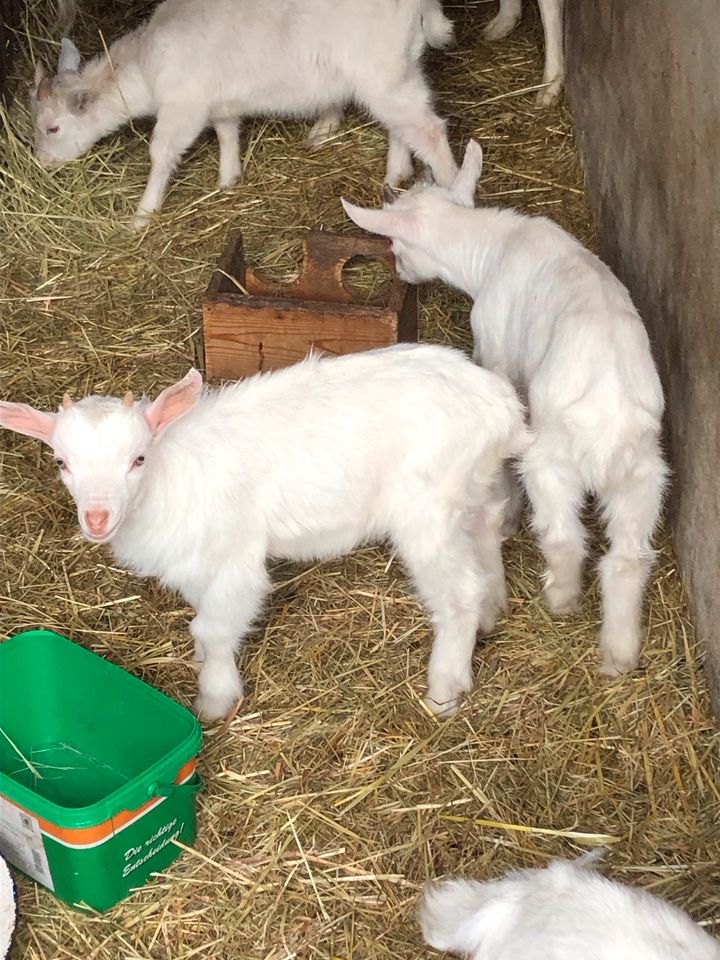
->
<box><xmin>31</xmin><ymin>39</ymin><xmax>100</xmax><ymax>165</ymax></box>
<box><xmin>0</xmin><ymin>370</ymin><xmax>203</xmax><ymax>544</ymax></box>
<box><xmin>342</xmin><ymin>140</ymin><xmax>484</xmax><ymax>284</ymax></box>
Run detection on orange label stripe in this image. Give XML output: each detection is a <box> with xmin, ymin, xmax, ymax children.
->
<box><xmin>4</xmin><ymin>758</ymin><xmax>196</xmax><ymax>849</ymax></box>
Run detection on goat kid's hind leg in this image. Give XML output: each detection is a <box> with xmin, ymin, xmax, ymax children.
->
<box><xmin>396</xmin><ymin>517</ymin><xmax>489</xmax><ymax>717</ymax></box>
<box><xmin>597</xmin><ymin>449</ymin><xmax>667</xmax><ymax>677</ymax></box>
<box><xmin>536</xmin><ymin>0</ymin><xmax>565</xmax><ymax>105</ymax></box>
<box><xmin>214</xmin><ymin>117</ymin><xmax>242</xmax><ymax>188</ymax></box>
<box><xmin>498</xmin><ymin>461</ymin><xmax>524</xmax><ymax>539</ymax></box>
<box><xmin>133</xmin><ymin>107</ymin><xmax>207</xmax><ymax>231</ymax></box>
<box><xmin>307</xmin><ymin>106</ymin><xmax>343</xmax><ymax>148</ymax></box>
<box><xmin>385</xmin><ymin>133</ymin><xmax>414</xmax><ymax>188</ymax></box>
<box><xmin>191</xmin><ymin>561</ymin><xmax>271</xmax><ymax>722</ymax></box>
<box><xmin>483</xmin><ymin>0</ymin><xmax>522</xmax><ymax>40</ymax></box>
<box><xmin>473</xmin><ymin>493</ymin><xmax>509</xmax><ymax>629</ymax></box>
<box><xmin>367</xmin><ymin>73</ymin><xmax>458</xmax><ymax>187</ymax></box>
<box><xmin>521</xmin><ymin>441</ymin><xmax>586</xmax><ymax>615</ymax></box>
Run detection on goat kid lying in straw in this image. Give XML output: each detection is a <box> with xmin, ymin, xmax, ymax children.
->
<box><xmin>420</xmin><ymin>852</ymin><xmax>720</xmax><ymax>960</ymax></box>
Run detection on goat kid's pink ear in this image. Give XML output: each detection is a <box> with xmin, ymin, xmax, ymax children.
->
<box><xmin>144</xmin><ymin>368</ymin><xmax>203</xmax><ymax>434</ymax></box>
<box><xmin>0</xmin><ymin>401</ymin><xmax>56</xmax><ymax>444</ymax></box>
<box><xmin>340</xmin><ymin>198</ymin><xmax>417</xmax><ymax>242</ymax></box>
<box><xmin>450</xmin><ymin>139</ymin><xmax>483</xmax><ymax>208</ymax></box>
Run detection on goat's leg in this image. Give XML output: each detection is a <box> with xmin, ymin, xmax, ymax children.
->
<box><xmin>395</xmin><ymin>507</ymin><xmax>498</xmax><ymax>717</ymax></box>
<box><xmin>133</xmin><ymin>107</ymin><xmax>207</xmax><ymax>230</ymax></box>
<box><xmin>190</xmin><ymin>561</ymin><xmax>271</xmax><ymax>722</ymax></box>
<box><xmin>306</xmin><ymin>106</ymin><xmax>344</xmax><ymax>148</ymax></box>
<box><xmin>214</xmin><ymin>117</ymin><xmax>242</xmax><ymax>188</ymax></box>
<box><xmin>597</xmin><ymin>447</ymin><xmax>667</xmax><ymax>676</ymax></box>
<box><xmin>536</xmin><ymin>0</ymin><xmax>565</xmax><ymax>105</ymax></box>
<box><xmin>365</xmin><ymin>72</ymin><xmax>458</xmax><ymax>187</ymax></box>
<box><xmin>521</xmin><ymin>439</ymin><xmax>587</xmax><ymax>615</ymax></box>
<box><xmin>483</xmin><ymin>0</ymin><xmax>522</xmax><ymax>40</ymax></box>
<box><xmin>498</xmin><ymin>461</ymin><xmax>525</xmax><ymax>539</ymax></box>
<box><xmin>385</xmin><ymin>133</ymin><xmax>415</xmax><ymax>187</ymax></box>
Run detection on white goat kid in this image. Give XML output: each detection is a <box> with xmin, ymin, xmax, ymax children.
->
<box><xmin>420</xmin><ymin>854</ymin><xmax>720</xmax><ymax>960</ymax></box>
<box><xmin>31</xmin><ymin>0</ymin><xmax>457</xmax><ymax>230</ymax></box>
<box><xmin>0</xmin><ymin>345</ymin><xmax>528</xmax><ymax>721</ymax></box>
<box><xmin>343</xmin><ymin>142</ymin><xmax>668</xmax><ymax>678</ymax></box>
<box><xmin>483</xmin><ymin>0</ymin><xmax>565</xmax><ymax>106</ymax></box>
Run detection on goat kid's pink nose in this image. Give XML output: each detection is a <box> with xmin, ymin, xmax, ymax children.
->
<box><xmin>84</xmin><ymin>509</ymin><xmax>111</xmax><ymax>535</ymax></box>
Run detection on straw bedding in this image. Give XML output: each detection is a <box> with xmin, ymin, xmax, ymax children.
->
<box><xmin>1</xmin><ymin>1</ymin><xmax>719</xmax><ymax>957</ymax></box>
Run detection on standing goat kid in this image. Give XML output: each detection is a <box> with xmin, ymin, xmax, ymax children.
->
<box><xmin>31</xmin><ymin>0</ymin><xmax>457</xmax><ymax>230</ymax></box>
<box><xmin>343</xmin><ymin>142</ymin><xmax>668</xmax><ymax>678</ymax></box>
<box><xmin>0</xmin><ymin>345</ymin><xmax>528</xmax><ymax>721</ymax></box>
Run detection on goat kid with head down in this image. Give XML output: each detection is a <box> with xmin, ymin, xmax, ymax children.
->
<box><xmin>343</xmin><ymin>142</ymin><xmax>668</xmax><ymax>679</ymax></box>
<box><xmin>0</xmin><ymin>345</ymin><xmax>529</xmax><ymax>722</ymax></box>
<box><xmin>31</xmin><ymin>0</ymin><xmax>457</xmax><ymax>230</ymax></box>
<box><xmin>419</xmin><ymin>853</ymin><xmax>720</xmax><ymax>960</ymax></box>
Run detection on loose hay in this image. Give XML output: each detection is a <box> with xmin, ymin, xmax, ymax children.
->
<box><xmin>1</xmin><ymin>1</ymin><xmax>720</xmax><ymax>958</ymax></box>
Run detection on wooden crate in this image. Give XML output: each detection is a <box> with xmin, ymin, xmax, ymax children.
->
<box><xmin>202</xmin><ymin>229</ymin><xmax>418</xmax><ymax>380</ymax></box>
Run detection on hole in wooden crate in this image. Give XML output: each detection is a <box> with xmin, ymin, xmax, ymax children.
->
<box><xmin>341</xmin><ymin>255</ymin><xmax>394</xmax><ymax>304</ymax></box>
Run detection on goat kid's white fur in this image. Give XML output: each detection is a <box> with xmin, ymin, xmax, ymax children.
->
<box><xmin>343</xmin><ymin>141</ymin><xmax>668</xmax><ymax>678</ymax></box>
<box><xmin>31</xmin><ymin>0</ymin><xmax>457</xmax><ymax>230</ymax></box>
<box><xmin>0</xmin><ymin>345</ymin><xmax>529</xmax><ymax>722</ymax></box>
<box><xmin>483</xmin><ymin>0</ymin><xmax>565</xmax><ymax>106</ymax></box>
<box><xmin>420</xmin><ymin>854</ymin><xmax>720</xmax><ymax>960</ymax></box>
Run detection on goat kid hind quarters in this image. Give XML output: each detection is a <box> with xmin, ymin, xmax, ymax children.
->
<box><xmin>0</xmin><ymin>348</ymin><xmax>528</xmax><ymax>721</ymax></box>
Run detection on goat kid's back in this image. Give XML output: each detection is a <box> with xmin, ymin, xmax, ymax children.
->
<box><xmin>129</xmin><ymin>345</ymin><xmax>527</xmax><ymax>560</ymax></box>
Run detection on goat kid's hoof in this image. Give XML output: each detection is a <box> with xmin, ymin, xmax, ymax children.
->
<box><xmin>542</xmin><ymin>580</ymin><xmax>580</xmax><ymax>616</ymax></box>
<box><xmin>131</xmin><ymin>211</ymin><xmax>151</xmax><ymax>233</ymax></box>
<box><xmin>193</xmin><ymin>689</ymin><xmax>243</xmax><ymax>724</ymax></box>
<box><xmin>535</xmin><ymin>82</ymin><xmax>563</xmax><ymax>108</ymax></box>
<box><xmin>423</xmin><ymin>694</ymin><xmax>461</xmax><ymax>718</ymax></box>
<box><xmin>483</xmin><ymin>13</ymin><xmax>519</xmax><ymax>41</ymax></box>
<box><xmin>599</xmin><ymin>656</ymin><xmax>638</xmax><ymax>679</ymax></box>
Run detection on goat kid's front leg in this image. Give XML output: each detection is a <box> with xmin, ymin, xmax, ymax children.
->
<box><xmin>483</xmin><ymin>0</ymin><xmax>522</xmax><ymax>40</ymax></box>
<box><xmin>536</xmin><ymin>0</ymin><xmax>565</xmax><ymax>106</ymax></box>
<box><xmin>367</xmin><ymin>72</ymin><xmax>458</xmax><ymax>188</ymax></box>
<box><xmin>214</xmin><ymin>117</ymin><xmax>242</xmax><ymax>188</ymax></box>
<box><xmin>306</xmin><ymin>106</ymin><xmax>344</xmax><ymax>148</ymax></box>
<box><xmin>190</xmin><ymin>563</ymin><xmax>271</xmax><ymax>722</ymax></box>
<box><xmin>133</xmin><ymin>107</ymin><xmax>207</xmax><ymax>231</ymax></box>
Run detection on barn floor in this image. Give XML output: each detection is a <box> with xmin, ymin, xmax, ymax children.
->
<box><xmin>2</xmin><ymin>1</ymin><xmax>720</xmax><ymax>958</ymax></box>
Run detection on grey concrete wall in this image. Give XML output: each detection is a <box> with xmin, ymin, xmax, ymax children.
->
<box><xmin>565</xmin><ymin>1</ymin><xmax>720</xmax><ymax>709</ymax></box>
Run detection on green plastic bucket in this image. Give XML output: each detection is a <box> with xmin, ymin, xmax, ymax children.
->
<box><xmin>0</xmin><ymin>629</ymin><xmax>203</xmax><ymax>911</ymax></box>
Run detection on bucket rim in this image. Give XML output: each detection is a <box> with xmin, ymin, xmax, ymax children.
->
<box><xmin>0</xmin><ymin>628</ymin><xmax>203</xmax><ymax>828</ymax></box>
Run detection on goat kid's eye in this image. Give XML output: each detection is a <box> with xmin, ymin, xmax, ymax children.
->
<box><xmin>55</xmin><ymin>457</ymin><xmax>67</xmax><ymax>470</ymax></box>
<box><xmin>132</xmin><ymin>455</ymin><xmax>145</xmax><ymax>469</ymax></box>
<box><xmin>46</xmin><ymin>125</ymin><xmax>60</xmax><ymax>135</ymax></box>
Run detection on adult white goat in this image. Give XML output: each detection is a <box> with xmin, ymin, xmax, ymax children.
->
<box><xmin>0</xmin><ymin>345</ymin><xmax>528</xmax><ymax>721</ymax></box>
<box><xmin>31</xmin><ymin>0</ymin><xmax>457</xmax><ymax>230</ymax></box>
<box><xmin>420</xmin><ymin>854</ymin><xmax>720</xmax><ymax>960</ymax></box>
<box><xmin>343</xmin><ymin>142</ymin><xmax>668</xmax><ymax>679</ymax></box>
<box><xmin>483</xmin><ymin>0</ymin><xmax>565</xmax><ymax>106</ymax></box>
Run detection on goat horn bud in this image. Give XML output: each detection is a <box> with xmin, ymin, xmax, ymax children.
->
<box><xmin>62</xmin><ymin>393</ymin><xmax>73</xmax><ymax>409</ymax></box>
<box><xmin>122</xmin><ymin>390</ymin><xmax>134</xmax><ymax>408</ymax></box>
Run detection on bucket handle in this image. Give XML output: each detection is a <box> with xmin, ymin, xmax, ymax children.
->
<box><xmin>147</xmin><ymin>773</ymin><xmax>204</xmax><ymax>799</ymax></box>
